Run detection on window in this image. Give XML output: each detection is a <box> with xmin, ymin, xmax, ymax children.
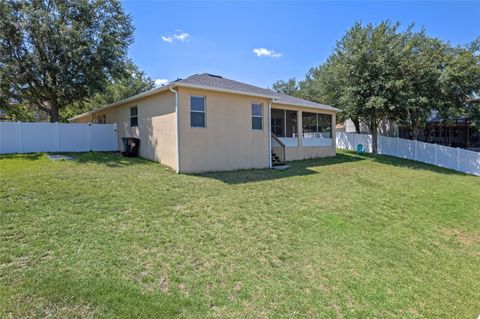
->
<box><xmin>302</xmin><ymin>112</ymin><xmax>332</xmax><ymax>138</ymax></box>
<box><xmin>190</xmin><ymin>96</ymin><xmax>205</xmax><ymax>127</ymax></box>
<box><xmin>251</xmin><ymin>103</ymin><xmax>263</xmax><ymax>130</ymax></box>
<box><xmin>95</xmin><ymin>114</ymin><xmax>106</xmax><ymax>124</ymax></box>
<box><xmin>130</xmin><ymin>106</ymin><xmax>138</xmax><ymax>127</ymax></box>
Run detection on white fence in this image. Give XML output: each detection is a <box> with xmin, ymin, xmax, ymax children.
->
<box><xmin>336</xmin><ymin>132</ymin><xmax>480</xmax><ymax>176</ymax></box>
<box><xmin>0</xmin><ymin>122</ymin><xmax>118</xmax><ymax>154</ymax></box>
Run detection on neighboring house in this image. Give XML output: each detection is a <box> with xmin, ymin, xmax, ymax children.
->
<box><xmin>0</xmin><ymin>104</ymin><xmax>49</xmax><ymax>122</ymax></box>
<box><xmin>70</xmin><ymin>73</ymin><xmax>339</xmax><ymax>173</ymax></box>
<box><xmin>398</xmin><ymin>116</ymin><xmax>480</xmax><ymax>150</ymax></box>
<box><xmin>336</xmin><ymin>118</ymin><xmax>399</xmax><ymax>136</ymax></box>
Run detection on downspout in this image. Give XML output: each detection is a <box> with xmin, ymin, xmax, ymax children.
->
<box><xmin>169</xmin><ymin>86</ymin><xmax>180</xmax><ymax>173</ymax></box>
<box><xmin>268</xmin><ymin>100</ymin><xmax>272</xmax><ymax>168</ymax></box>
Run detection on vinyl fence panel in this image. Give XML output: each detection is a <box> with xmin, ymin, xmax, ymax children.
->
<box><xmin>0</xmin><ymin>122</ymin><xmax>118</xmax><ymax>154</ymax></box>
<box><xmin>336</xmin><ymin>132</ymin><xmax>480</xmax><ymax>176</ymax></box>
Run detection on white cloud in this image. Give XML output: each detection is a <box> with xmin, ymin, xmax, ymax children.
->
<box><xmin>161</xmin><ymin>31</ymin><xmax>190</xmax><ymax>43</ymax></box>
<box><xmin>174</xmin><ymin>32</ymin><xmax>190</xmax><ymax>41</ymax></box>
<box><xmin>253</xmin><ymin>48</ymin><xmax>282</xmax><ymax>58</ymax></box>
<box><xmin>154</xmin><ymin>79</ymin><xmax>169</xmax><ymax>87</ymax></box>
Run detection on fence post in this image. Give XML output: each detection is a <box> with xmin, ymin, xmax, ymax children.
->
<box><xmin>434</xmin><ymin>144</ymin><xmax>437</xmax><ymax>166</ymax></box>
<box><xmin>87</xmin><ymin>123</ymin><xmax>92</xmax><ymax>151</ymax></box>
<box><xmin>113</xmin><ymin>123</ymin><xmax>118</xmax><ymax>151</ymax></box>
<box><xmin>16</xmin><ymin>121</ymin><xmax>23</xmax><ymax>153</ymax></box>
<box><xmin>456</xmin><ymin>147</ymin><xmax>460</xmax><ymax>171</ymax></box>
<box><xmin>396</xmin><ymin>137</ymin><xmax>399</xmax><ymax>157</ymax></box>
<box><xmin>55</xmin><ymin>122</ymin><xmax>60</xmax><ymax>152</ymax></box>
<box><xmin>414</xmin><ymin>140</ymin><xmax>418</xmax><ymax>161</ymax></box>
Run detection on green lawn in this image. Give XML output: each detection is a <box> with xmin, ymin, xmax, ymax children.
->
<box><xmin>0</xmin><ymin>151</ymin><xmax>479</xmax><ymax>318</ymax></box>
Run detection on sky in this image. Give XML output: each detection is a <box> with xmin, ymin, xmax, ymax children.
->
<box><xmin>122</xmin><ymin>1</ymin><xmax>480</xmax><ymax>88</ymax></box>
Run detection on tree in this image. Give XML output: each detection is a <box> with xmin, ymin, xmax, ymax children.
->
<box><xmin>439</xmin><ymin>38</ymin><xmax>480</xmax><ymax>126</ymax></box>
<box><xmin>0</xmin><ymin>0</ymin><xmax>134</xmax><ymax>122</ymax></box>
<box><xmin>298</xmin><ymin>60</ymin><xmax>364</xmax><ymax>132</ymax></box>
<box><xmin>61</xmin><ymin>61</ymin><xmax>155</xmax><ymax>121</ymax></box>
<box><xmin>271</xmin><ymin>78</ymin><xmax>299</xmax><ymax>96</ymax></box>
<box><xmin>392</xmin><ymin>32</ymin><xmax>447</xmax><ymax>140</ymax></box>
<box><xmin>313</xmin><ymin>21</ymin><xmax>412</xmax><ymax>153</ymax></box>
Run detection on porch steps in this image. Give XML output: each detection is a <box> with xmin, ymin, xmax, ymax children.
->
<box><xmin>271</xmin><ymin>152</ymin><xmax>283</xmax><ymax>166</ymax></box>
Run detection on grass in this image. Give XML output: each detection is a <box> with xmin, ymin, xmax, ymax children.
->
<box><xmin>0</xmin><ymin>150</ymin><xmax>479</xmax><ymax>318</ymax></box>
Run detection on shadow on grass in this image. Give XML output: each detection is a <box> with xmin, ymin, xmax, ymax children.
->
<box><xmin>197</xmin><ymin>152</ymin><xmax>366</xmax><ymax>184</ymax></box>
<box><xmin>0</xmin><ymin>151</ymin><xmax>150</xmax><ymax>168</ymax></box>
<box><xmin>361</xmin><ymin>152</ymin><xmax>470</xmax><ymax>176</ymax></box>
<box><xmin>0</xmin><ymin>153</ymin><xmax>43</xmax><ymax>161</ymax></box>
<box><xmin>69</xmin><ymin>152</ymin><xmax>151</xmax><ymax>168</ymax></box>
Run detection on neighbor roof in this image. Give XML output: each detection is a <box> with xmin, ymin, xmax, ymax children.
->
<box><xmin>70</xmin><ymin>73</ymin><xmax>338</xmax><ymax>121</ymax></box>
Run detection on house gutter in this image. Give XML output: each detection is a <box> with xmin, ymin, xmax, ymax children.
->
<box><xmin>169</xmin><ymin>86</ymin><xmax>180</xmax><ymax>173</ymax></box>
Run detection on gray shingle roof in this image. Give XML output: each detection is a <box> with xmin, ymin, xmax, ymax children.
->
<box><xmin>177</xmin><ymin>73</ymin><xmax>339</xmax><ymax>112</ymax></box>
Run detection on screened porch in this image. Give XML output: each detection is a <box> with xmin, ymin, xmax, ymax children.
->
<box><xmin>270</xmin><ymin>108</ymin><xmax>333</xmax><ymax>147</ymax></box>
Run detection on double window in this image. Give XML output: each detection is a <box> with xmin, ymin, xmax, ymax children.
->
<box><xmin>251</xmin><ymin>103</ymin><xmax>263</xmax><ymax>130</ymax></box>
<box><xmin>190</xmin><ymin>96</ymin><xmax>206</xmax><ymax>128</ymax></box>
<box><xmin>302</xmin><ymin>112</ymin><xmax>332</xmax><ymax>138</ymax></box>
<box><xmin>271</xmin><ymin>109</ymin><xmax>297</xmax><ymax>137</ymax></box>
<box><xmin>130</xmin><ymin>106</ymin><xmax>138</xmax><ymax>127</ymax></box>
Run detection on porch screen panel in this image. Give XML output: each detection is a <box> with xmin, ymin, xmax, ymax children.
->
<box><xmin>318</xmin><ymin>114</ymin><xmax>332</xmax><ymax>138</ymax></box>
<box><xmin>271</xmin><ymin>109</ymin><xmax>285</xmax><ymax>137</ymax></box>
<box><xmin>285</xmin><ymin>110</ymin><xmax>297</xmax><ymax>137</ymax></box>
<box><xmin>302</xmin><ymin>112</ymin><xmax>317</xmax><ymax>138</ymax></box>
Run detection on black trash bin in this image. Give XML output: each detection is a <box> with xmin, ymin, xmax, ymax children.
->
<box><xmin>121</xmin><ymin>137</ymin><xmax>140</xmax><ymax>157</ymax></box>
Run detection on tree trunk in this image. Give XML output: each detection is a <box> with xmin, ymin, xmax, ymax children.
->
<box><xmin>50</xmin><ymin>100</ymin><xmax>59</xmax><ymax>122</ymax></box>
<box><xmin>352</xmin><ymin>118</ymin><xmax>361</xmax><ymax>133</ymax></box>
<box><xmin>412</xmin><ymin>126</ymin><xmax>419</xmax><ymax>140</ymax></box>
<box><xmin>371</xmin><ymin>122</ymin><xmax>378</xmax><ymax>154</ymax></box>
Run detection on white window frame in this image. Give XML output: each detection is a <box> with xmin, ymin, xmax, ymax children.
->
<box><xmin>190</xmin><ymin>95</ymin><xmax>206</xmax><ymax>128</ymax></box>
<box><xmin>130</xmin><ymin>106</ymin><xmax>138</xmax><ymax>127</ymax></box>
<box><xmin>251</xmin><ymin>102</ymin><xmax>263</xmax><ymax>130</ymax></box>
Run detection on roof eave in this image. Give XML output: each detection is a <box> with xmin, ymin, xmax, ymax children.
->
<box><xmin>68</xmin><ymin>84</ymin><xmax>175</xmax><ymax>121</ymax></box>
<box><xmin>69</xmin><ymin>82</ymin><xmax>340</xmax><ymax>122</ymax></box>
<box><xmin>271</xmin><ymin>100</ymin><xmax>340</xmax><ymax>113</ymax></box>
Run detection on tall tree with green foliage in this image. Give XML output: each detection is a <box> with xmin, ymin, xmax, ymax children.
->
<box><xmin>314</xmin><ymin>21</ymin><xmax>412</xmax><ymax>153</ymax></box>
<box><xmin>392</xmin><ymin>32</ymin><xmax>447</xmax><ymax>140</ymax></box>
<box><xmin>439</xmin><ymin>38</ymin><xmax>480</xmax><ymax>126</ymax></box>
<box><xmin>271</xmin><ymin>78</ymin><xmax>300</xmax><ymax>96</ymax></box>
<box><xmin>61</xmin><ymin>61</ymin><xmax>155</xmax><ymax>121</ymax></box>
<box><xmin>0</xmin><ymin>0</ymin><xmax>134</xmax><ymax>122</ymax></box>
<box><xmin>275</xmin><ymin>23</ymin><xmax>478</xmax><ymax>147</ymax></box>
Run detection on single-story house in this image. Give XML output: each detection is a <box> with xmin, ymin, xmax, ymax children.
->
<box><xmin>70</xmin><ymin>73</ymin><xmax>340</xmax><ymax>173</ymax></box>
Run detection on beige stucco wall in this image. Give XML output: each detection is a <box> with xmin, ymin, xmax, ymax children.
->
<box><xmin>72</xmin><ymin>91</ymin><xmax>177</xmax><ymax>170</ymax></box>
<box><xmin>271</xmin><ymin>103</ymin><xmax>337</xmax><ymax>161</ymax></box>
<box><xmin>72</xmin><ymin>87</ymin><xmax>337</xmax><ymax>173</ymax></box>
<box><xmin>177</xmin><ymin>87</ymin><xmax>271</xmax><ymax>173</ymax></box>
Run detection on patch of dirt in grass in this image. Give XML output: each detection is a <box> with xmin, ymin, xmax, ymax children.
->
<box><xmin>444</xmin><ymin>229</ymin><xmax>480</xmax><ymax>246</ymax></box>
<box><xmin>158</xmin><ymin>274</ymin><xmax>170</xmax><ymax>293</ymax></box>
<box><xmin>1</xmin><ymin>255</ymin><xmax>30</xmax><ymax>271</ymax></box>
<box><xmin>42</xmin><ymin>303</ymin><xmax>95</xmax><ymax>319</ymax></box>
<box><xmin>1</xmin><ymin>251</ymin><xmax>53</xmax><ymax>272</ymax></box>
<box><xmin>4</xmin><ymin>297</ymin><xmax>95</xmax><ymax>319</ymax></box>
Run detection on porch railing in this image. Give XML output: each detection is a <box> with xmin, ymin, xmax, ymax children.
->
<box><xmin>271</xmin><ymin>133</ymin><xmax>286</xmax><ymax>165</ymax></box>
